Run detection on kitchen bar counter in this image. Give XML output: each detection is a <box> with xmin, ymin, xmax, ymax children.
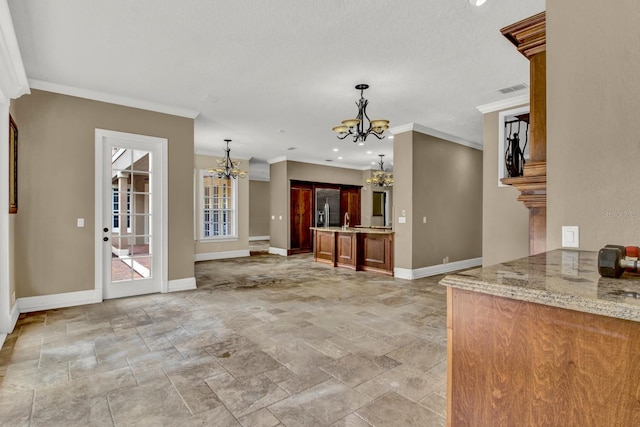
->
<box><xmin>440</xmin><ymin>249</ymin><xmax>640</xmax><ymax>426</ymax></box>
<box><xmin>440</xmin><ymin>249</ymin><xmax>640</xmax><ymax>321</ymax></box>
<box><xmin>310</xmin><ymin>226</ymin><xmax>393</xmax><ymax>234</ymax></box>
<box><xmin>311</xmin><ymin>227</ymin><xmax>394</xmax><ymax>275</ymax></box>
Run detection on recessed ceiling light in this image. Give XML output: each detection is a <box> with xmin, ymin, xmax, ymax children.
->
<box><xmin>366</xmin><ymin>151</ymin><xmax>372</xmax><ymax>154</ymax></box>
<box><xmin>469</xmin><ymin>0</ymin><xmax>487</xmax><ymax>5</ymax></box>
<box><xmin>371</xmin><ymin>162</ymin><xmax>376</xmax><ymax>165</ymax></box>
<box><xmin>333</xmin><ymin>148</ymin><xmax>339</xmax><ymax>152</ymax></box>
<box><xmin>358</xmin><ymin>142</ymin><xmax>364</xmax><ymax>146</ymax></box>
<box><xmin>388</xmin><ymin>135</ymin><xmax>394</xmax><ymax>139</ymax></box>
<box><xmin>338</xmin><ymin>156</ymin><xmax>343</xmax><ymax>160</ymax></box>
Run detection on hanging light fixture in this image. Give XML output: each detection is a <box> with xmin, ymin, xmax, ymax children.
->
<box><xmin>332</xmin><ymin>84</ymin><xmax>389</xmax><ymax>143</ymax></box>
<box><xmin>365</xmin><ymin>155</ymin><xmax>394</xmax><ymax>187</ymax></box>
<box><xmin>208</xmin><ymin>139</ymin><xmax>247</xmax><ymax>179</ymax></box>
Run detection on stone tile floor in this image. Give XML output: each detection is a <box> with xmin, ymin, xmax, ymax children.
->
<box><xmin>0</xmin><ymin>253</ymin><xmax>449</xmax><ymax>426</ymax></box>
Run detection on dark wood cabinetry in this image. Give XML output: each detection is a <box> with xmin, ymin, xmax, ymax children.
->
<box><xmin>290</xmin><ymin>184</ymin><xmax>313</xmax><ymax>254</ymax></box>
<box><xmin>290</xmin><ymin>181</ymin><xmax>361</xmax><ymax>254</ymax></box>
<box><xmin>340</xmin><ymin>187</ymin><xmax>361</xmax><ymax>227</ymax></box>
<box><xmin>336</xmin><ymin>232</ymin><xmax>358</xmax><ymax>269</ymax></box>
<box><xmin>312</xmin><ymin>228</ymin><xmax>393</xmax><ymax>275</ymax></box>
<box><xmin>361</xmin><ymin>233</ymin><xmax>393</xmax><ymax>274</ymax></box>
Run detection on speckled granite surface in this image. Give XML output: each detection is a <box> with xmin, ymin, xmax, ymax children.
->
<box><xmin>440</xmin><ymin>249</ymin><xmax>640</xmax><ymax>322</ymax></box>
<box><xmin>311</xmin><ymin>227</ymin><xmax>394</xmax><ymax>235</ymax></box>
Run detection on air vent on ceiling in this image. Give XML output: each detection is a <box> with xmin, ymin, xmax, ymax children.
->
<box><xmin>287</xmin><ymin>147</ymin><xmax>297</xmax><ymax>151</ymax></box>
<box><xmin>325</xmin><ymin>159</ymin><xmax>333</xmax><ymax>162</ymax></box>
<box><xmin>498</xmin><ymin>83</ymin><xmax>528</xmax><ymax>94</ymax></box>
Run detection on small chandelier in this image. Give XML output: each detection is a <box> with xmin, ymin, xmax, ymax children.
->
<box><xmin>208</xmin><ymin>139</ymin><xmax>247</xmax><ymax>179</ymax></box>
<box><xmin>332</xmin><ymin>84</ymin><xmax>389</xmax><ymax>143</ymax></box>
<box><xmin>365</xmin><ymin>155</ymin><xmax>394</xmax><ymax>187</ymax></box>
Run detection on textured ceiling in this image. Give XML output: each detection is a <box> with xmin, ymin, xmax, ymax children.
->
<box><xmin>8</xmin><ymin>0</ymin><xmax>545</xmax><ymax>179</ymax></box>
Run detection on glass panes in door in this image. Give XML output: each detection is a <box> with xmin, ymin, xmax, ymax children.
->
<box><xmin>110</xmin><ymin>147</ymin><xmax>152</xmax><ymax>282</ymax></box>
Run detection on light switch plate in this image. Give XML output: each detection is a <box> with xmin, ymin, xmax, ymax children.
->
<box><xmin>77</xmin><ymin>218</ymin><xmax>84</xmax><ymax>228</ymax></box>
<box><xmin>562</xmin><ymin>226</ymin><xmax>579</xmax><ymax>248</ymax></box>
<box><xmin>398</xmin><ymin>216</ymin><xmax>406</xmax><ymax>224</ymax></box>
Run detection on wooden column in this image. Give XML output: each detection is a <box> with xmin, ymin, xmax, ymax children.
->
<box><xmin>500</xmin><ymin>12</ymin><xmax>547</xmax><ymax>255</ymax></box>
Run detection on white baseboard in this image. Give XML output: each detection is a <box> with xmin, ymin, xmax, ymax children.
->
<box><xmin>17</xmin><ymin>289</ymin><xmax>100</xmax><ymax>313</ymax></box>
<box><xmin>268</xmin><ymin>247</ymin><xmax>288</xmax><ymax>256</ymax></box>
<box><xmin>394</xmin><ymin>257</ymin><xmax>482</xmax><ymax>280</ymax></box>
<box><xmin>9</xmin><ymin>302</ymin><xmax>18</xmax><ymax>332</ymax></box>
<box><xmin>249</xmin><ymin>236</ymin><xmax>270</xmax><ymax>241</ymax></box>
<box><xmin>194</xmin><ymin>250</ymin><xmax>250</xmax><ymax>262</ymax></box>
<box><xmin>168</xmin><ymin>277</ymin><xmax>197</xmax><ymax>292</ymax></box>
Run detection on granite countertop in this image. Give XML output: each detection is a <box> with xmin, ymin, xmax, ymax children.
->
<box><xmin>310</xmin><ymin>227</ymin><xmax>394</xmax><ymax>234</ymax></box>
<box><xmin>440</xmin><ymin>249</ymin><xmax>640</xmax><ymax>322</ymax></box>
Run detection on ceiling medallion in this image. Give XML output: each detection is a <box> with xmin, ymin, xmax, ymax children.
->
<box><xmin>332</xmin><ymin>84</ymin><xmax>389</xmax><ymax>143</ymax></box>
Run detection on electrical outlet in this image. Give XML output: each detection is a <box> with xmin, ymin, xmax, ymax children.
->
<box><xmin>423</xmin><ymin>216</ymin><xmax>427</xmax><ymax>224</ymax></box>
<box><xmin>443</xmin><ymin>256</ymin><xmax>449</xmax><ymax>264</ymax></box>
<box><xmin>562</xmin><ymin>226</ymin><xmax>579</xmax><ymax>248</ymax></box>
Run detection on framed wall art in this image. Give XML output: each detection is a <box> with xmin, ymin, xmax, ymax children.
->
<box><xmin>9</xmin><ymin>115</ymin><xmax>17</xmax><ymax>214</ymax></box>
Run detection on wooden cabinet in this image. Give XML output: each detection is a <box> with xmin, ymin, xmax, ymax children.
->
<box><xmin>314</xmin><ymin>230</ymin><xmax>335</xmax><ymax>264</ymax></box>
<box><xmin>361</xmin><ymin>233</ymin><xmax>393</xmax><ymax>274</ymax></box>
<box><xmin>447</xmin><ymin>287</ymin><xmax>640</xmax><ymax>426</ymax></box>
<box><xmin>290</xmin><ymin>181</ymin><xmax>362</xmax><ymax>254</ymax></box>
<box><xmin>312</xmin><ymin>228</ymin><xmax>393</xmax><ymax>275</ymax></box>
<box><xmin>290</xmin><ymin>185</ymin><xmax>312</xmax><ymax>253</ymax></box>
<box><xmin>340</xmin><ymin>187</ymin><xmax>361</xmax><ymax>226</ymax></box>
<box><xmin>336</xmin><ymin>232</ymin><xmax>358</xmax><ymax>269</ymax></box>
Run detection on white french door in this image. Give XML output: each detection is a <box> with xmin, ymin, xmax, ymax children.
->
<box><xmin>95</xmin><ymin>129</ymin><xmax>166</xmax><ymax>299</ymax></box>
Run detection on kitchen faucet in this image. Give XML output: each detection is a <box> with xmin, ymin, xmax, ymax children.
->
<box><xmin>343</xmin><ymin>212</ymin><xmax>350</xmax><ymax>229</ymax></box>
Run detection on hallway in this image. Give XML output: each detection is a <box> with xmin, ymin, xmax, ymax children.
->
<box><xmin>0</xmin><ymin>253</ymin><xmax>448</xmax><ymax>426</ymax></box>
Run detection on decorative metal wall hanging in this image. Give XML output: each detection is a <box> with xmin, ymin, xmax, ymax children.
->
<box><xmin>504</xmin><ymin>113</ymin><xmax>529</xmax><ymax>178</ymax></box>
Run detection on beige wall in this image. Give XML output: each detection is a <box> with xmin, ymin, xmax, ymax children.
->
<box><xmin>249</xmin><ymin>180</ymin><xmax>270</xmax><ymax>238</ymax></box>
<box><xmin>546</xmin><ymin>0</ymin><xmax>640</xmax><ymax>250</ymax></box>
<box><xmin>392</xmin><ymin>132</ymin><xmax>414</xmax><ymax>269</ymax></box>
<box><xmin>13</xmin><ymin>89</ymin><xmax>194</xmax><ymax>298</ymax></box>
<box><xmin>394</xmin><ymin>131</ymin><xmax>483</xmax><ymax>269</ymax></box>
<box><xmin>482</xmin><ymin>108</ymin><xmax>530</xmax><ymax>266</ymax></box>
<box><xmin>286</xmin><ymin>161</ymin><xmax>364</xmax><ymax>186</ymax></box>
<box><xmin>269</xmin><ymin>160</ymin><xmax>366</xmax><ymax>251</ymax></box>
<box><xmin>269</xmin><ymin>161</ymin><xmax>288</xmax><ymax>249</ymax></box>
<box><xmin>193</xmin><ymin>155</ymin><xmax>249</xmax><ymax>255</ymax></box>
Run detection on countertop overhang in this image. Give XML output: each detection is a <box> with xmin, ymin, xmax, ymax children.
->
<box><xmin>310</xmin><ymin>227</ymin><xmax>394</xmax><ymax>235</ymax></box>
<box><xmin>440</xmin><ymin>249</ymin><xmax>640</xmax><ymax>322</ymax></box>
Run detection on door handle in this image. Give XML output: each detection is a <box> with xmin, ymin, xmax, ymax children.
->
<box><xmin>103</xmin><ymin>237</ymin><xmax>109</xmax><ymax>242</ymax></box>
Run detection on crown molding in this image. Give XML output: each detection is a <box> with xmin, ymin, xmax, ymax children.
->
<box><xmin>267</xmin><ymin>156</ymin><xmax>288</xmax><ymax>165</ymax></box>
<box><xmin>0</xmin><ymin>0</ymin><xmax>29</xmax><ymax>103</ymax></box>
<box><xmin>266</xmin><ymin>155</ymin><xmax>372</xmax><ymax>171</ymax></box>
<box><xmin>389</xmin><ymin>122</ymin><xmax>483</xmax><ymax>151</ymax></box>
<box><xmin>29</xmin><ymin>79</ymin><xmax>200</xmax><ymax>119</ymax></box>
<box><xmin>476</xmin><ymin>94</ymin><xmax>530</xmax><ymax>114</ymax></box>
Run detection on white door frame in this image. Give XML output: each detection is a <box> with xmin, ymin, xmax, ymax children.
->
<box><xmin>94</xmin><ymin>129</ymin><xmax>168</xmax><ymax>299</ymax></box>
<box><xmin>0</xmin><ymin>103</ymin><xmax>13</xmax><ymax>336</ymax></box>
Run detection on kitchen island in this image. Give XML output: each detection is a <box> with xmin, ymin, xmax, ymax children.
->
<box><xmin>440</xmin><ymin>250</ymin><xmax>640</xmax><ymax>426</ymax></box>
<box><xmin>311</xmin><ymin>227</ymin><xmax>394</xmax><ymax>275</ymax></box>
